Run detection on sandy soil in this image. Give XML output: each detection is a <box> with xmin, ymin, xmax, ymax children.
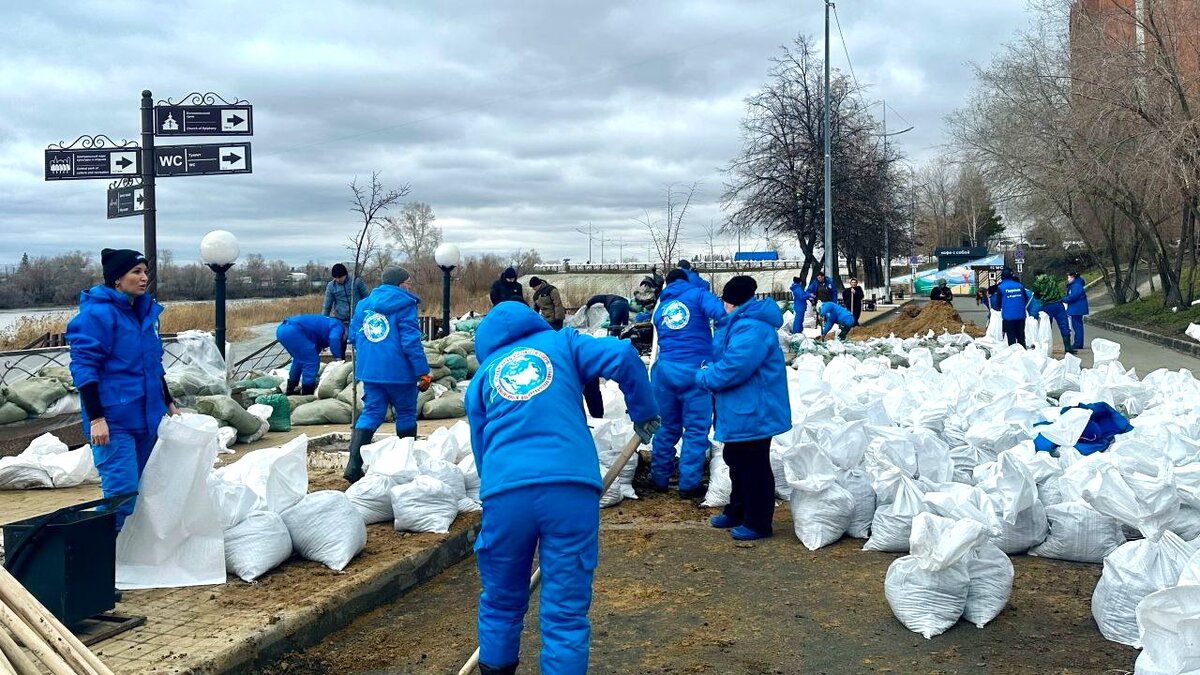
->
<box><xmin>851</xmin><ymin>302</ymin><xmax>985</xmax><ymax>340</ymax></box>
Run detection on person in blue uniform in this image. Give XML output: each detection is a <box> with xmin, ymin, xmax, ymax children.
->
<box><xmin>676</xmin><ymin>259</ymin><xmax>711</xmax><ymax>291</ymax></box>
<box><xmin>583</xmin><ymin>294</ymin><xmax>631</xmax><ymax>331</ymax></box>
<box><xmin>465</xmin><ymin>301</ymin><xmax>659</xmax><ymax>675</ymax></box>
<box><xmin>988</xmin><ymin>268</ymin><xmax>1031</xmax><ymax>347</ymax></box>
<box><xmin>276</xmin><ymin>314</ymin><xmax>346</xmax><ymax>395</ymax></box>
<box><xmin>67</xmin><ymin>248</ymin><xmax>178</xmax><ymax>531</ymax></box>
<box><xmin>818</xmin><ymin>301</ymin><xmax>857</xmax><ymax>340</ymax></box>
<box><xmin>789</xmin><ymin>276</ymin><xmax>813</xmax><ymax>333</ymax></box>
<box><xmin>343</xmin><ymin>267</ymin><xmax>431</xmax><ymax>483</ymax></box>
<box><xmin>806</xmin><ymin>271</ymin><xmax>836</xmax><ymax>305</ymax></box>
<box><xmin>1063</xmin><ymin>271</ymin><xmax>1090</xmax><ymax>353</ymax></box>
<box><xmin>650</xmin><ymin>269</ymin><xmax>727</xmax><ymax>497</ymax></box>
<box><xmin>696</xmin><ymin>276</ymin><xmax>791</xmax><ymax>541</ymax></box>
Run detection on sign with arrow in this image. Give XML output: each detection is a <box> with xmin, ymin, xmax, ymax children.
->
<box><xmin>153</xmin><ymin>105</ymin><xmax>253</xmax><ymax>136</ymax></box>
<box><xmin>44</xmin><ymin>148</ymin><xmax>140</xmax><ymax>181</ymax></box>
<box><xmin>154</xmin><ymin>142</ymin><xmax>252</xmax><ymax>177</ymax></box>
<box><xmin>107</xmin><ymin>184</ymin><xmax>146</xmax><ymax>219</ymax></box>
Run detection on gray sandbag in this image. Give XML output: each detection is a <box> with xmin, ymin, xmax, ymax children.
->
<box><xmin>287</xmin><ymin>394</ymin><xmax>316</xmax><ymax>412</ymax></box>
<box><xmin>292</xmin><ymin>398</ymin><xmax>352</xmax><ymax>425</ymax></box>
<box><xmin>466</xmin><ymin>355</ymin><xmax>479</xmax><ymax>377</ymax></box>
<box><xmin>36</xmin><ymin>366</ymin><xmax>75</xmax><ymax>388</ymax></box>
<box><xmin>434</xmin><ymin>376</ymin><xmax>457</xmax><ymax>391</ymax></box>
<box><xmin>422</xmin><ymin>391</ymin><xmax>466</xmax><ymax>420</ymax></box>
<box><xmin>425</xmin><ymin>352</ymin><xmax>446</xmax><ymax>369</ymax></box>
<box><xmin>195</xmin><ymin>395</ymin><xmax>264</xmax><ymax>436</ymax></box>
<box><xmin>316</xmin><ymin>361</ymin><xmax>354</xmax><ymax>400</ymax></box>
<box><xmin>416</xmin><ymin>389</ymin><xmax>435</xmax><ymax>419</ymax></box>
<box><xmin>0</xmin><ymin>385</ymin><xmax>7</xmax><ymax>407</ymax></box>
<box><xmin>337</xmin><ymin>381</ymin><xmax>365</xmax><ymax>407</ymax></box>
<box><xmin>8</xmin><ymin>377</ymin><xmax>70</xmax><ymax>416</ymax></box>
<box><xmin>0</xmin><ymin>402</ymin><xmax>28</xmax><ymax>425</ymax></box>
<box><xmin>428</xmin><ymin>366</ymin><xmax>451</xmax><ymax>382</ymax></box>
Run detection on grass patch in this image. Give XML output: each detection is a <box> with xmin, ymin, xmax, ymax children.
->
<box><xmin>1093</xmin><ymin>291</ymin><xmax>1200</xmax><ymax>335</ymax></box>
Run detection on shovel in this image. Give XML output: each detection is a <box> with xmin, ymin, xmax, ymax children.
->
<box><xmin>456</xmin><ymin>432</ymin><xmax>643</xmax><ymax>675</ymax></box>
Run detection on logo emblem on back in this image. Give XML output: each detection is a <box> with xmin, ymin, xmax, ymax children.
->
<box><xmin>363</xmin><ymin>312</ymin><xmax>390</xmax><ymax>343</ymax></box>
<box><xmin>661</xmin><ymin>301</ymin><xmax>691</xmax><ymax>330</ymax></box>
<box><xmin>493</xmin><ymin>348</ymin><xmax>554</xmax><ymax>401</ymax></box>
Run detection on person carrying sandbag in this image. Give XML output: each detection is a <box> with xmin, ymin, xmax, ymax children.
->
<box><xmin>817</xmin><ymin>300</ymin><xmax>857</xmax><ymax>341</ymax></box>
<box><xmin>276</xmin><ymin>314</ymin><xmax>346</xmax><ymax>395</ymax></box>
<box><xmin>343</xmin><ymin>266</ymin><xmax>431</xmax><ymax>483</ymax></box>
<box><xmin>465</xmin><ymin>301</ymin><xmax>659</xmax><ymax>675</ymax></box>
<box><xmin>67</xmin><ymin>248</ymin><xmax>180</xmax><ymax>531</ymax></box>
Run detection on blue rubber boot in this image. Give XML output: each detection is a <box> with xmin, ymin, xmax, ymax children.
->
<box><xmin>730</xmin><ymin>524</ymin><xmax>772</xmax><ymax>541</ymax></box>
<box><xmin>710</xmin><ymin>513</ymin><xmax>741</xmax><ymax>529</ymax></box>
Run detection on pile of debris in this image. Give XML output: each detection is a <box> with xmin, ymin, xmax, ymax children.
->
<box><xmin>852</xmin><ymin>302</ymin><xmax>984</xmax><ymax>340</ymax></box>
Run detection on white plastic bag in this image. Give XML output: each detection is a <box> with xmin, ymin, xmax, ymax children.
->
<box><xmin>782</xmin><ymin>445</ymin><xmax>853</xmax><ymax>550</ymax></box>
<box><xmin>701</xmin><ymin>450</ymin><xmax>731</xmax><ymax>508</ymax></box>
<box><xmin>964</xmin><ymin>542</ymin><xmax>1013</xmax><ymax>629</ymax></box>
<box><xmin>208</xmin><ymin>475</ymin><xmax>265</xmax><ymax>529</ymax></box>
<box><xmin>116</xmin><ymin>414</ymin><xmax>226</xmax><ymax>590</ymax></box>
<box><xmin>1135</xmin><ymin>585</ymin><xmax>1200</xmax><ymax>675</ymax></box>
<box><xmin>390</xmin><ymin>475</ymin><xmax>459</xmax><ymax>533</ymax></box>
<box><xmin>1092</xmin><ymin>531</ymin><xmax>1198</xmax><ymax>647</ymax></box>
<box><xmin>837</xmin><ymin>469</ymin><xmax>875</xmax><ymax>539</ymax></box>
<box><xmin>280</xmin><ymin>490</ymin><xmax>367</xmax><ymax>571</ymax></box>
<box><xmin>884</xmin><ymin>513</ymin><xmax>988</xmax><ymax>639</ymax></box>
<box><xmin>1028</xmin><ymin>501</ymin><xmax>1125</xmax><ymax>563</ymax></box>
<box><xmin>214</xmin><ymin>435</ymin><xmax>309</xmax><ymax>513</ymax></box>
<box><xmin>346</xmin><ymin>473</ymin><xmax>397</xmax><ymax>524</ymax></box>
<box><xmin>1092</xmin><ymin>338</ymin><xmax>1121</xmax><ymax>367</ymax></box>
<box><xmin>865</xmin><ymin>475</ymin><xmax>924</xmax><ymax>552</ymax></box>
<box><xmin>224</xmin><ymin>510</ymin><xmax>293</xmax><ymax>582</ymax></box>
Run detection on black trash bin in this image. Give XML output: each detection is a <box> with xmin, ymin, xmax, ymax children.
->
<box><xmin>3</xmin><ymin>494</ymin><xmax>131</xmax><ymax>627</ymax></box>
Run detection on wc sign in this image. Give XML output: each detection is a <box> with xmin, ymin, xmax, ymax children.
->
<box><xmin>154</xmin><ymin>143</ymin><xmax>252</xmax><ymax>177</ymax></box>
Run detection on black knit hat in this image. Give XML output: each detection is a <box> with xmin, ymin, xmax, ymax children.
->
<box><xmin>721</xmin><ymin>275</ymin><xmax>757</xmax><ymax>306</ymax></box>
<box><xmin>666</xmin><ymin>269</ymin><xmax>689</xmax><ymax>285</ymax></box>
<box><xmin>331</xmin><ymin>263</ymin><xmax>348</xmax><ymax>278</ymax></box>
<box><xmin>677</xmin><ymin>259</ymin><xmax>692</xmax><ymax>270</ymax></box>
<box><xmin>101</xmin><ymin>248</ymin><xmax>146</xmax><ymax>287</ymax></box>
<box><xmin>529</xmin><ymin>276</ymin><xmax>542</xmax><ymax>288</ymax></box>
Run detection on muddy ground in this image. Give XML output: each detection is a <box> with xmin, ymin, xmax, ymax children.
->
<box><xmin>258</xmin><ymin>489</ymin><xmax>1136</xmax><ymax>675</ymax></box>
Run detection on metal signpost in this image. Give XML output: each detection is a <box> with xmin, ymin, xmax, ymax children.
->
<box><xmin>44</xmin><ymin>91</ymin><xmax>253</xmax><ymax>295</ymax></box>
<box><xmin>908</xmin><ymin>255</ymin><xmax>919</xmax><ymax>295</ymax></box>
<box><xmin>1014</xmin><ymin>247</ymin><xmax>1026</xmax><ymax>276</ymax></box>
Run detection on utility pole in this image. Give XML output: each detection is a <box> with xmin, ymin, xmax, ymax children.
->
<box><xmin>823</xmin><ymin>0</ymin><xmax>834</xmax><ymax>281</ymax></box>
<box><xmin>575</xmin><ymin>222</ymin><xmax>595</xmax><ymax>263</ymax></box>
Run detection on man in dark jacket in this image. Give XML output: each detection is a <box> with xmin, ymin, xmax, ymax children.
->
<box><xmin>930</xmin><ymin>279</ymin><xmax>954</xmax><ymax>303</ymax></box>
<box><xmin>530</xmin><ymin>277</ymin><xmax>566</xmax><ymax>330</ymax></box>
<box><xmin>489</xmin><ymin>267</ymin><xmax>526</xmax><ymax>306</ymax></box>
<box><xmin>323</xmin><ymin>263</ymin><xmax>369</xmax><ymax>322</ymax></box>
<box><xmin>583</xmin><ymin>294</ymin><xmax>630</xmax><ymax>330</ymax></box>
<box><xmin>841</xmin><ymin>277</ymin><xmax>865</xmax><ymax>322</ymax></box>
<box><xmin>806</xmin><ymin>271</ymin><xmax>836</xmax><ymax>305</ymax></box>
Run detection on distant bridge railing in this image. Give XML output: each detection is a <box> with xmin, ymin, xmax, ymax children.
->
<box><xmin>531</xmin><ymin>260</ymin><xmax>811</xmax><ymax>274</ymax></box>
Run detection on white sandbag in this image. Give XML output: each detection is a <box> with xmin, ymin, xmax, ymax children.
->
<box><xmin>964</xmin><ymin>542</ymin><xmax>1013</xmax><ymax>629</ymax></box>
<box><xmin>419</xmin><ymin>458</ymin><xmax>467</xmax><ymax>502</ymax></box>
<box><xmin>701</xmin><ymin>449</ymin><xmax>731</xmax><ymax>508</ymax></box>
<box><xmin>247</xmin><ymin>403</ymin><xmax>273</xmax><ymax>421</ymax></box>
<box><xmin>991</xmin><ymin>501</ymin><xmax>1049</xmax><ymax>554</ymax></box>
<box><xmin>218</xmin><ymin>426</ymin><xmax>237</xmax><ymax>449</ymax></box>
<box><xmin>1028</xmin><ymin>501</ymin><xmax>1125</xmax><ymax>563</ymax></box>
<box><xmin>1064</xmin><ymin>456</ymin><xmax>1180</xmax><ymax>542</ymax></box>
<box><xmin>208</xmin><ymin>475</ymin><xmax>265</xmax><ymax>529</ymax></box>
<box><xmin>1135</xmin><ymin>585</ymin><xmax>1200</xmax><ymax>675</ymax></box>
<box><xmin>1169</xmin><ymin>505</ymin><xmax>1200</xmax><ymax>541</ymax></box>
<box><xmin>117</xmin><ymin>414</ymin><xmax>226</xmax><ymax>590</ymax></box>
<box><xmin>781</xmin><ymin>444</ymin><xmax>852</xmax><ymax>550</ymax></box>
<box><xmin>458</xmin><ymin>454</ymin><xmax>481</xmax><ymax>501</ymax></box>
<box><xmin>864</xmin><ymin>475</ymin><xmax>925</xmax><ymax>553</ymax></box>
<box><xmin>363</xmin><ymin>436</ymin><xmax>421</xmax><ymax>482</ymax></box>
<box><xmin>837</xmin><ymin>469</ymin><xmax>875</xmax><ymax>539</ymax></box>
<box><xmin>0</xmin><ymin>456</ymin><xmax>52</xmax><ymax>489</ymax></box>
<box><xmin>346</xmin><ymin>473</ymin><xmax>397</xmax><ymax>524</ymax></box>
<box><xmin>1092</xmin><ymin>338</ymin><xmax>1121</xmax><ymax>367</ymax></box>
<box><xmin>0</xmin><ymin>433</ymin><xmax>99</xmax><ymax>490</ymax></box>
<box><xmin>423</xmin><ymin>426</ymin><xmax>462</xmax><ymax>463</ymax></box>
<box><xmin>1037</xmin><ymin>407</ymin><xmax>1092</xmax><ymax>449</ymax></box>
<box><xmin>769</xmin><ymin>447</ymin><xmax>792</xmax><ymax>500</ymax></box>
<box><xmin>214</xmin><ymin>435</ymin><xmax>309</xmax><ymax>513</ymax></box>
<box><xmin>224</xmin><ymin>510</ymin><xmax>293</xmax><ymax>582</ymax></box>
<box><xmin>390</xmin><ymin>475</ymin><xmax>459</xmax><ymax>533</ymax></box>
<box><xmin>281</xmin><ymin>490</ymin><xmax>367</xmax><ymax>571</ymax></box>
<box><xmin>1092</xmin><ymin>531</ymin><xmax>1198</xmax><ymax>647</ymax></box>
<box><xmin>236</xmin><ymin>417</ymin><xmax>269</xmax><ymax>444</ymax></box>
<box><xmin>884</xmin><ymin>513</ymin><xmax>988</xmax><ymax>639</ymax></box>
<box><xmin>596</xmin><ymin>420</ymin><xmax>638</xmax><ymax>503</ymax></box>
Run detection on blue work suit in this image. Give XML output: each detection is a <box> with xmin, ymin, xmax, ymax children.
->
<box><xmin>819</xmin><ymin>301</ymin><xmax>857</xmax><ymax>339</ymax></box>
<box><xmin>465</xmin><ymin>302</ymin><xmax>656</xmax><ymax>674</ymax></box>
<box><xmin>683</xmin><ymin>268</ymin><xmax>711</xmax><ymax>291</ymax></box>
<box><xmin>1030</xmin><ymin>297</ymin><xmax>1071</xmax><ymax>345</ymax></box>
<box><xmin>350</xmin><ymin>285</ymin><xmax>430</xmax><ymax>434</ymax></box>
<box><xmin>650</xmin><ymin>281</ymin><xmax>726</xmax><ymax>491</ymax></box>
<box><xmin>990</xmin><ymin>278</ymin><xmax>1030</xmax><ymax>347</ymax></box>
<box><xmin>789</xmin><ymin>282</ymin><xmax>812</xmax><ymax>333</ymax></box>
<box><xmin>806</xmin><ymin>277</ymin><xmax>836</xmax><ymax>304</ymax></box>
<box><xmin>1063</xmin><ymin>277</ymin><xmax>1089</xmax><ymax>349</ymax></box>
<box><xmin>276</xmin><ymin>315</ymin><xmax>346</xmax><ymax>387</ymax></box>
<box><xmin>67</xmin><ymin>285</ymin><xmax>169</xmax><ymax>529</ymax></box>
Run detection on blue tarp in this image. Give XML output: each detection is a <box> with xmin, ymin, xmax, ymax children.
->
<box><xmin>733</xmin><ymin>251</ymin><xmax>780</xmax><ymax>261</ymax></box>
<box><xmin>1034</xmin><ymin>402</ymin><xmax>1134</xmax><ymax>456</ymax></box>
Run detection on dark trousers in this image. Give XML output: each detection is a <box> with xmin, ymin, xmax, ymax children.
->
<box><xmin>582</xmin><ymin>379</ymin><xmax>604</xmax><ymax>418</ymax></box>
<box><xmin>1002</xmin><ymin>318</ymin><xmax>1027</xmax><ymax>347</ymax></box>
<box><xmin>722</xmin><ymin>438</ymin><xmax>775</xmax><ymax>534</ymax></box>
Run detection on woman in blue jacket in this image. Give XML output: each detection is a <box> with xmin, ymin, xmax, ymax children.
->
<box><xmin>466</xmin><ymin>302</ymin><xmax>659</xmax><ymax>675</ymax></box>
<box><xmin>818</xmin><ymin>301</ymin><xmax>857</xmax><ymax>340</ymax></box>
<box><xmin>343</xmin><ymin>267</ymin><xmax>431</xmax><ymax>483</ymax></box>
<box><xmin>696</xmin><ymin>276</ymin><xmax>791</xmax><ymax>541</ymax></box>
<box><xmin>1063</xmin><ymin>271</ymin><xmax>1090</xmax><ymax>352</ymax></box>
<box><xmin>67</xmin><ymin>249</ymin><xmax>178</xmax><ymax>531</ymax></box>
<box><xmin>276</xmin><ymin>314</ymin><xmax>346</xmax><ymax>395</ymax></box>
<box><xmin>788</xmin><ymin>276</ymin><xmax>812</xmax><ymax>333</ymax></box>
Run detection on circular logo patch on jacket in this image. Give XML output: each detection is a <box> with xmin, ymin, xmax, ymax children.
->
<box><xmin>660</xmin><ymin>301</ymin><xmax>691</xmax><ymax>330</ymax></box>
<box><xmin>492</xmin><ymin>348</ymin><xmax>554</xmax><ymax>401</ymax></box>
<box><xmin>363</xmin><ymin>312</ymin><xmax>391</xmax><ymax>343</ymax></box>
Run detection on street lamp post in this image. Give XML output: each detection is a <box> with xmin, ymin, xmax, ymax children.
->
<box><xmin>200</xmin><ymin>230</ymin><xmax>240</xmax><ymax>359</ymax></box>
<box><xmin>434</xmin><ymin>243</ymin><xmax>461</xmax><ymax>338</ymax></box>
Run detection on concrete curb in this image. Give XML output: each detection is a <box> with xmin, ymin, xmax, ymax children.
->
<box><xmin>211</xmin><ymin>518</ymin><xmax>480</xmax><ymax>675</ymax></box>
<box><xmin>1087</xmin><ymin>317</ymin><xmax>1200</xmax><ymax>359</ymax></box>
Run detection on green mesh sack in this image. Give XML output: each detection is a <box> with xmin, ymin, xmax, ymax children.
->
<box><xmin>255</xmin><ymin>393</ymin><xmax>292</xmax><ymax>432</ymax></box>
<box><xmin>444</xmin><ymin>354</ymin><xmax>469</xmax><ymax>381</ymax></box>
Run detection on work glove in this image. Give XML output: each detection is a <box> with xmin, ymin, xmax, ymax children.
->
<box><xmin>633</xmin><ymin>416</ymin><xmax>661</xmax><ymax>444</ymax></box>
<box><xmin>417</xmin><ymin>374</ymin><xmax>433</xmax><ymax>392</ymax></box>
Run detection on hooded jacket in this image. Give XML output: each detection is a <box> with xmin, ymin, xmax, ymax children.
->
<box><xmin>696</xmin><ymin>298</ymin><xmax>791</xmax><ymax>443</ymax></box>
<box><xmin>819</xmin><ymin>301</ymin><xmax>857</xmax><ymax>335</ymax></box>
<box><xmin>67</xmin><ymin>285</ymin><xmax>167</xmax><ymax>434</ymax></box>
<box><xmin>1063</xmin><ymin>276</ymin><xmax>1089</xmax><ymax>316</ymax></box>
<box><xmin>350</xmin><ymin>284</ymin><xmax>430</xmax><ymax>383</ymax></box>
<box><xmin>489</xmin><ymin>268</ymin><xmax>526</xmax><ymax>306</ymax></box>
<box><xmin>806</xmin><ymin>276</ymin><xmax>836</xmax><ymax>303</ymax></box>
<box><xmin>789</xmin><ymin>281</ymin><xmax>813</xmax><ymax>309</ymax></box>
<box><xmin>281</xmin><ymin>315</ymin><xmax>346</xmax><ymax>359</ymax></box>
<box><xmin>989</xmin><ymin>277</ymin><xmax>1030</xmax><ymax>320</ymax></box>
<box><xmin>653</xmin><ymin>281</ymin><xmax>726</xmax><ymax>366</ymax></box>
<box><xmin>531</xmin><ymin>282</ymin><xmax>566</xmax><ymax>325</ymax></box>
<box><xmin>466</xmin><ymin>303</ymin><xmax>656</xmax><ymax>500</ymax></box>
<box><xmin>683</xmin><ymin>268</ymin><xmax>711</xmax><ymax>291</ymax></box>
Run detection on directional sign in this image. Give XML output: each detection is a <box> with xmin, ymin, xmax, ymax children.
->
<box><xmin>908</xmin><ymin>255</ymin><xmax>920</xmax><ymax>267</ymax></box>
<box><xmin>154</xmin><ymin>142</ymin><xmax>252</xmax><ymax>177</ymax></box>
<box><xmin>44</xmin><ymin>148</ymin><xmax>140</xmax><ymax>181</ymax></box>
<box><xmin>107</xmin><ymin>184</ymin><xmax>146</xmax><ymax>219</ymax></box>
<box><xmin>1014</xmin><ymin>248</ymin><xmax>1026</xmax><ymax>261</ymax></box>
<box><xmin>154</xmin><ymin>105</ymin><xmax>253</xmax><ymax>136</ymax></box>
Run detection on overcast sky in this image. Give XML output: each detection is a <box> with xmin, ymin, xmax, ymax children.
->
<box><xmin>0</xmin><ymin>0</ymin><xmax>1033</xmax><ymax>268</ymax></box>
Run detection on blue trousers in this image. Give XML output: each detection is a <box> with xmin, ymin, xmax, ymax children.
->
<box><xmin>276</xmin><ymin>323</ymin><xmax>320</xmax><ymax>386</ymax></box>
<box><xmin>476</xmin><ymin>483</ymin><xmax>599</xmax><ymax>674</ymax></box>
<box><xmin>607</xmin><ymin>299</ymin><xmax>630</xmax><ymax>328</ymax></box>
<box><xmin>1069</xmin><ymin>315</ymin><xmax>1085</xmax><ymax>349</ymax></box>
<box><xmin>791</xmin><ymin>309</ymin><xmax>804</xmax><ymax>334</ymax></box>
<box><xmin>91</xmin><ymin>430</ymin><xmax>156</xmax><ymax>531</ymax></box>
<box><xmin>354</xmin><ymin>381</ymin><xmax>418</xmax><ymax>434</ymax></box>
<box><xmin>650</xmin><ymin>360</ymin><xmax>712</xmax><ymax>491</ymax></box>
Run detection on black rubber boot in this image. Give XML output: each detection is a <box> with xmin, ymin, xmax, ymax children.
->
<box><xmin>285</xmin><ymin>377</ymin><xmax>300</xmax><ymax>395</ymax></box>
<box><xmin>396</xmin><ymin>426</ymin><xmax>418</xmax><ymax>440</ymax></box>
<box><xmin>479</xmin><ymin>662</ymin><xmax>518</xmax><ymax>675</ymax></box>
<box><xmin>300</xmin><ymin>381</ymin><xmax>317</xmax><ymax>396</ymax></box>
<box><xmin>343</xmin><ymin>428</ymin><xmax>374</xmax><ymax>484</ymax></box>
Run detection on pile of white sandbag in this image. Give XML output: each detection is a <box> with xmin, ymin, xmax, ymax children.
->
<box><xmin>0</xmin><ymin>433</ymin><xmax>98</xmax><ymax>490</ymax></box>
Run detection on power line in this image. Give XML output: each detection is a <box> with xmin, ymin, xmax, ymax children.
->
<box><xmin>831</xmin><ymin>5</ymin><xmax>915</xmax><ymax>131</ymax></box>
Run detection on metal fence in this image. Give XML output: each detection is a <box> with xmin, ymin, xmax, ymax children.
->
<box><xmin>0</xmin><ymin>336</ymin><xmax>190</xmax><ymax>387</ymax></box>
<box><xmin>531</xmin><ymin>260</ymin><xmax>811</xmax><ymax>274</ymax></box>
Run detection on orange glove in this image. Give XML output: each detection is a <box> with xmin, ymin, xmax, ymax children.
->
<box><xmin>417</xmin><ymin>374</ymin><xmax>433</xmax><ymax>392</ymax></box>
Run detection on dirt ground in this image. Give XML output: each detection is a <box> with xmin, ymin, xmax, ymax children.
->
<box><xmin>852</xmin><ymin>302</ymin><xmax>985</xmax><ymax>340</ymax></box>
<box><xmin>257</xmin><ymin>489</ymin><xmax>1136</xmax><ymax>675</ymax></box>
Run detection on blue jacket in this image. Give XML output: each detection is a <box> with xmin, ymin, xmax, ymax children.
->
<box><xmin>806</xmin><ymin>277</ymin><xmax>836</xmax><ymax>301</ymax></box>
<box><xmin>789</xmin><ymin>282</ymin><xmax>812</xmax><ymax>308</ymax></box>
<box><xmin>323</xmin><ymin>276</ymin><xmax>369</xmax><ymax>321</ymax></box>
<box><xmin>67</xmin><ymin>285</ymin><xmax>167</xmax><ymax>434</ymax></box>
<box><xmin>989</xmin><ymin>279</ymin><xmax>1029</xmax><ymax>320</ymax></box>
<box><xmin>466</xmin><ymin>302</ymin><xmax>657</xmax><ymax>500</ymax></box>
<box><xmin>819</xmin><ymin>301</ymin><xmax>856</xmax><ymax>335</ymax></box>
<box><xmin>696</xmin><ymin>299</ymin><xmax>791</xmax><ymax>443</ymax></box>
<box><xmin>1063</xmin><ymin>277</ymin><xmax>1089</xmax><ymax>316</ymax></box>
<box><xmin>350</xmin><ymin>285</ymin><xmax>429</xmax><ymax>384</ymax></box>
<box><xmin>282</xmin><ymin>315</ymin><xmax>346</xmax><ymax>359</ymax></box>
<box><xmin>653</xmin><ymin>281</ymin><xmax>726</xmax><ymax>366</ymax></box>
<box><xmin>683</xmin><ymin>268</ymin><xmax>711</xmax><ymax>291</ymax></box>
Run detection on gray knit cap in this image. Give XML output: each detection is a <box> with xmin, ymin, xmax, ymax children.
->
<box><xmin>382</xmin><ymin>266</ymin><xmax>411</xmax><ymax>286</ymax></box>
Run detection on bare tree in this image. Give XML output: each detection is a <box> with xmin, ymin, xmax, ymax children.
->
<box><xmin>509</xmin><ymin>248</ymin><xmax>542</xmax><ymax>274</ymax></box>
<box><xmin>638</xmin><ymin>182</ymin><xmax>698</xmax><ymax>271</ymax></box>
<box><xmin>348</xmin><ymin>172</ymin><xmax>410</xmax><ymax>285</ymax></box>
<box><xmin>384</xmin><ymin>201</ymin><xmax>441</xmax><ymax>264</ymax></box>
